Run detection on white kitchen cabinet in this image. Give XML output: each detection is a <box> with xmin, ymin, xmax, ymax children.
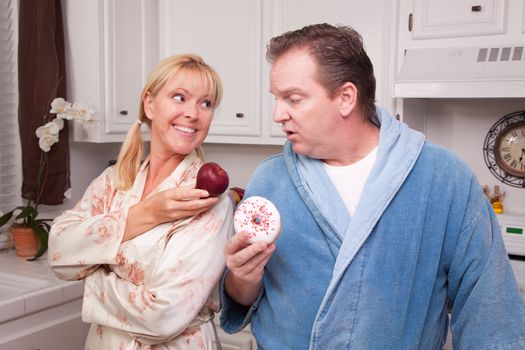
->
<box><xmin>64</xmin><ymin>0</ymin><xmax>159</xmax><ymax>142</ymax></box>
<box><xmin>394</xmin><ymin>0</ymin><xmax>525</xmax><ymax>122</ymax></box>
<box><xmin>159</xmin><ymin>0</ymin><xmax>266</xmax><ymax>144</ymax></box>
<box><xmin>159</xmin><ymin>0</ymin><xmax>397</xmax><ymax>145</ymax></box>
<box><xmin>410</xmin><ymin>0</ymin><xmax>507</xmax><ymax>39</ymax></box>
<box><xmin>215</xmin><ymin>324</ymin><xmax>257</xmax><ymax>350</ymax></box>
<box><xmin>0</xmin><ymin>299</ymin><xmax>89</xmax><ymax>350</ymax></box>
<box><xmin>398</xmin><ymin>0</ymin><xmax>525</xmax><ymax>53</ymax></box>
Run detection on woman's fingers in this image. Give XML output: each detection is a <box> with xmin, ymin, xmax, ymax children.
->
<box><xmin>169</xmin><ymin>187</ymin><xmax>210</xmax><ymax>200</ymax></box>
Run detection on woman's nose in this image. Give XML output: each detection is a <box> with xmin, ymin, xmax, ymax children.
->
<box><xmin>184</xmin><ymin>103</ymin><xmax>198</xmax><ymax>119</ymax></box>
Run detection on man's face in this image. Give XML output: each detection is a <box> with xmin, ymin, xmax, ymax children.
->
<box><xmin>270</xmin><ymin>49</ymin><xmax>341</xmax><ymax>159</ymax></box>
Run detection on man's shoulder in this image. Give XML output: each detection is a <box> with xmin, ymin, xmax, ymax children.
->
<box><xmin>419</xmin><ymin>141</ymin><xmax>473</xmax><ymax>175</ymax></box>
<box><xmin>253</xmin><ymin>152</ymin><xmax>286</xmax><ymax>176</ymax></box>
<box><xmin>246</xmin><ymin>153</ymin><xmax>288</xmax><ymax>194</ymax></box>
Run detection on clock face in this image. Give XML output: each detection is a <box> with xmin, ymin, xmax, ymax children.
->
<box><xmin>483</xmin><ymin>111</ymin><xmax>525</xmax><ymax>188</ymax></box>
<box><xmin>495</xmin><ymin>121</ymin><xmax>525</xmax><ymax>177</ymax></box>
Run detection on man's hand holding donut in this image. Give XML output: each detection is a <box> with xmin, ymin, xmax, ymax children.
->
<box><xmin>224</xmin><ymin>231</ymin><xmax>275</xmax><ymax>306</ymax></box>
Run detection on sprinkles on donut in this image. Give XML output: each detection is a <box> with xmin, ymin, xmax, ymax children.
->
<box><xmin>233</xmin><ymin>196</ymin><xmax>281</xmax><ymax>244</ymax></box>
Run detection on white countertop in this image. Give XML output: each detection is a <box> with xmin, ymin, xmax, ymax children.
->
<box><xmin>0</xmin><ymin>249</ymin><xmax>84</xmax><ymax>324</ymax></box>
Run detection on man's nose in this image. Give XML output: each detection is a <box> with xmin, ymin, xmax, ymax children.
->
<box><xmin>272</xmin><ymin>101</ymin><xmax>289</xmax><ymax>123</ymax></box>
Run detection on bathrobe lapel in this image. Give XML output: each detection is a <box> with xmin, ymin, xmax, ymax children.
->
<box><xmin>284</xmin><ymin>108</ymin><xmax>426</xmax><ymax>348</ymax></box>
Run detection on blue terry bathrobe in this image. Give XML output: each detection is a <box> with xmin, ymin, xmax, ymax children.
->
<box><xmin>220</xmin><ymin>109</ymin><xmax>525</xmax><ymax>349</ymax></box>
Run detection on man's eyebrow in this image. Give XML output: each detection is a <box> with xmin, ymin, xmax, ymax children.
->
<box><xmin>270</xmin><ymin>87</ymin><xmax>304</xmax><ymax>95</ymax></box>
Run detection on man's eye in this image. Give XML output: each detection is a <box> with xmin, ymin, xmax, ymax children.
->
<box><xmin>173</xmin><ymin>94</ymin><xmax>184</xmax><ymax>102</ymax></box>
<box><xmin>200</xmin><ymin>100</ymin><xmax>212</xmax><ymax>109</ymax></box>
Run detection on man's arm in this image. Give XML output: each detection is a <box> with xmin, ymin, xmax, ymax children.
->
<box><xmin>223</xmin><ymin>231</ymin><xmax>275</xmax><ymax>305</ymax></box>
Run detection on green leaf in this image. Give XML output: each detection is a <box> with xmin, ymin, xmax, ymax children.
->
<box><xmin>28</xmin><ymin>224</ymin><xmax>49</xmax><ymax>261</ymax></box>
<box><xmin>0</xmin><ymin>210</ymin><xmax>14</xmax><ymax>227</ymax></box>
<box><xmin>35</xmin><ymin>220</ymin><xmax>51</xmax><ymax>231</ymax></box>
<box><xmin>15</xmin><ymin>206</ymin><xmax>36</xmax><ymax>220</ymax></box>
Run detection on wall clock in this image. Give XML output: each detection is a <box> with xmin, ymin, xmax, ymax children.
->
<box><xmin>483</xmin><ymin>111</ymin><xmax>525</xmax><ymax>188</ymax></box>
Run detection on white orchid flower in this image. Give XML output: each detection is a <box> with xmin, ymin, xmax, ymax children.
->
<box><xmin>50</xmin><ymin>97</ymin><xmax>73</xmax><ymax>120</ymax></box>
<box><xmin>35</xmin><ymin>120</ymin><xmax>62</xmax><ymax>152</ymax></box>
<box><xmin>71</xmin><ymin>102</ymin><xmax>99</xmax><ymax>129</ymax></box>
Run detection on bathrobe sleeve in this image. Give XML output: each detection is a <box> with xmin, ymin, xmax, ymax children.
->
<box><xmin>447</xmin><ymin>179</ymin><xmax>525</xmax><ymax>349</ymax></box>
<box><xmin>81</xmin><ymin>195</ymin><xmax>234</xmax><ymax>344</ymax></box>
<box><xmin>219</xmin><ymin>270</ymin><xmax>265</xmax><ymax>333</ymax></box>
<box><xmin>48</xmin><ymin>167</ymin><xmax>128</xmax><ymax>280</ymax></box>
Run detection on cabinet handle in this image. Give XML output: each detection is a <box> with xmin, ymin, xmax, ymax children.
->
<box><xmin>395</xmin><ymin>114</ymin><xmax>401</xmax><ymax>121</ymax></box>
<box><xmin>471</xmin><ymin>5</ymin><xmax>482</xmax><ymax>12</ymax></box>
<box><xmin>119</xmin><ymin>110</ymin><xmax>128</xmax><ymax>115</ymax></box>
<box><xmin>236</xmin><ymin>113</ymin><xmax>244</xmax><ymax>118</ymax></box>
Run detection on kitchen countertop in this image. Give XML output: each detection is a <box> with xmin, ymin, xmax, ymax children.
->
<box><xmin>0</xmin><ymin>249</ymin><xmax>84</xmax><ymax>324</ymax></box>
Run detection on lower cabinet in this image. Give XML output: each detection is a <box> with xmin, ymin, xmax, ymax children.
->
<box><xmin>215</xmin><ymin>320</ymin><xmax>257</xmax><ymax>350</ymax></box>
<box><xmin>0</xmin><ymin>299</ymin><xmax>89</xmax><ymax>350</ymax></box>
<box><xmin>0</xmin><ymin>298</ymin><xmax>255</xmax><ymax>350</ymax></box>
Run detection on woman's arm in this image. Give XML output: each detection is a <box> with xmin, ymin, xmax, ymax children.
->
<box><xmin>48</xmin><ymin>168</ymin><xmax>127</xmax><ymax>280</ymax></box>
<box><xmin>82</xmin><ymin>194</ymin><xmax>234</xmax><ymax>344</ymax></box>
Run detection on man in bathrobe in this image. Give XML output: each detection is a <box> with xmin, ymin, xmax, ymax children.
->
<box><xmin>220</xmin><ymin>23</ymin><xmax>525</xmax><ymax>349</ymax></box>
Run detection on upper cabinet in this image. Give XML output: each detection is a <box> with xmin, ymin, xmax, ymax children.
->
<box><xmin>158</xmin><ymin>0</ymin><xmax>267</xmax><ymax>144</ymax></box>
<box><xmin>398</xmin><ymin>0</ymin><xmax>525</xmax><ymax>52</ymax></box>
<box><xmin>411</xmin><ymin>0</ymin><xmax>507</xmax><ymax>39</ymax></box>
<box><xmin>65</xmin><ymin>0</ymin><xmax>397</xmax><ymax>144</ymax></box>
<box><xmin>159</xmin><ymin>0</ymin><xmax>397</xmax><ymax>145</ymax></box>
<box><xmin>64</xmin><ymin>0</ymin><xmax>159</xmax><ymax>142</ymax></box>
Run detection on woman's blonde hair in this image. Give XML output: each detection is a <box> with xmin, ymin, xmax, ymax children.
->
<box><xmin>114</xmin><ymin>54</ymin><xmax>223</xmax><ymax>190</ymax></box>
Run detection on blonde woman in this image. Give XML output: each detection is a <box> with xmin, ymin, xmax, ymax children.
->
<box><xmin>48</xmin><ymin>54</ymin><xmax>233</xmax><ymax>349</ymax></box>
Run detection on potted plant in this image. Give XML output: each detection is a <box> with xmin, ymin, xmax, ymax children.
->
<box><xmin>0</xmin><ymin>97</ymin><xmax>98</xmax><ymax>260</ymax></box>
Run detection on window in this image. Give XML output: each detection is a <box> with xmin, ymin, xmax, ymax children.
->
<box><xmin>0</xmin><ymin>0</ymin><xmax>21</xmax><ymax>215</ymax></box>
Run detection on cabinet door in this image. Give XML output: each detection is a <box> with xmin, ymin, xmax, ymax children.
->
<box><xmin>216</xmin><ymin>327</ymin><xmax>255</xmax><ymax>350</ymax></box>
<box><xmin>1</xmin><ymin>316</ymin><xmax>89</xmax><ymax>350</ymax></box>
<box><xmin>412</xmin><ymin>0</ymin><xmax>506</xmax><ymax>39</ymax></box>
<box><xmin>266</xmin><ymin>0</ymin><xmax>397</xmax><ymax>120</ymax></box>
<box><xmin>159</xmin><ymin>0</ymin><xmax>263</xmax><ymax>143</ymax></box>
<box><xmin>66</xmin><ymin>0</ymin><xmax>158</xmax><ymax>142</ymax></box>
<box><xmin>105</xmin><ymin>0</ymin><xmax>158</xmax><ymax>133</ymax></box>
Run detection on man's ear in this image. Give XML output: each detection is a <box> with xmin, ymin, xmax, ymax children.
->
<box><xmin>338</xmin><ymin>82</ymin><xmax>357</xmax><ymax>118</ymax></box>
<box><xmin>143</xmin><ymin>92</ymin><xmax>154</xmax><ymax>120</ymax></box>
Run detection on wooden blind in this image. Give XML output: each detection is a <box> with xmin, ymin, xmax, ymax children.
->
<box><xmin>0</xmin><ymin>0</ymin><xmax>21</xmax><ymax>214</ymax></box>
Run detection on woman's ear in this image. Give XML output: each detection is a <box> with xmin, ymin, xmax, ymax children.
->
<box><xmin>143</xmin><ymin>92</ymin><xmax>154</xmax><ymax>120</ymax></box>
<box><xmin>338</xmin><ymin>82</ymin><xmax>357</xmax><ymax>118</ymax></box>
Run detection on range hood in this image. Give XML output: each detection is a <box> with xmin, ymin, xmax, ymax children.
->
<box><xmin>393</xmin><ymin>45</ymin><xmax>525</xmax><ymax>98</ymax></box>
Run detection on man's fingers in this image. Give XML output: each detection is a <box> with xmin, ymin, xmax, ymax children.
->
<box><xmin>224</xmin><ymin>231</ymin><xmax>252</xmax><ymax>255</ymax></box>
<box><xmin>226</xmin><ymin>236</ymin><xmax>271</xmax><ymax>269</ymax></box>
<box><xmin>237</xmin><ymin>245</ymin><xmax>275</xmax><ymax>276</ymax></box>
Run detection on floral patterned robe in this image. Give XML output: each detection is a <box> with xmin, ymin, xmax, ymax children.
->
<box><xmin>48</xmin><ymin>152</ymin><xmax>234</xmax><ymax>349</ymax></box>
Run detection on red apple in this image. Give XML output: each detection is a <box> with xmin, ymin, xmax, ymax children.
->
<box><xmin>196</xmin><ymin>162</ymin><xmax>230</xmax><ymax>196</ymax></box>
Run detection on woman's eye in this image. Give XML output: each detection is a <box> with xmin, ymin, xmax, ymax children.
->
<box><xmin>200</xmin><ymin>100</ymin><xmax>213</xmax><ymax>109</ymax></box>
<box><xmin>172</xmin><ymin>94</ymin><xmax>184</xmax><ymax>102</ymax></box>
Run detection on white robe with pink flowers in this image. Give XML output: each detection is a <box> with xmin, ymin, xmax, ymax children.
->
<box><xmin>48</xmin><ymin>152</ymin><xmax>234</xmax><ymax>350</ymax></box>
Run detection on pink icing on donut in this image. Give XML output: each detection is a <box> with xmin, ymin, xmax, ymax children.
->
<box><xmin>234</xmin><ymin>196</ymin><xmax>281</xmax><ymax>244</ymax></box>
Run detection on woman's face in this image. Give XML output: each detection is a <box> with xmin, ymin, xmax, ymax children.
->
<box><xmin>144</xmin><ymin>73</ymin><xmax>215</xmax><ymax>157</ymax></box>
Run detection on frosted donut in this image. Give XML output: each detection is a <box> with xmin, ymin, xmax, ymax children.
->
<box><xmin>234</xmin><ymin>196</ymin><xmax>281</xmax><ymax>244</ymax></box>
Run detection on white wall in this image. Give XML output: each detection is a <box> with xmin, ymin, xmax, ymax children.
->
<box><xmin>202</xmin><ymin>144</ymin><xmax>282</xmax><ymax>188</ymax></box>
<box><xmin>39</xmin><ymin>141</ymin><xmax>281</xmax><ymax>216</ymax></box>
<box><xmin>411</xmin><ymin>98</ymin><xmax>525</xmax><ymax>217</ymax></box>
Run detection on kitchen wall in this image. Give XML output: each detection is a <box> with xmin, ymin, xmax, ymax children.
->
<box><xmin>39</xmin><ymin>141</ymin><xmax>282</xmax><ymax>216</ymax></box>
<box><xmin>407</xmin><ymin>98</ymin><xmax>525</xmax><ymax>217</ymax></box>
<box><xmin>41</xmin><ymin>98</ymin><xmax>525</xmax><ymax>218</ymax></box>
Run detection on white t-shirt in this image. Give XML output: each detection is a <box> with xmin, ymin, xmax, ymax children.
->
<box><xmin>323</xmin><ymin>147</ymin><xmax>378</xmax><ymax>216</ymax></box>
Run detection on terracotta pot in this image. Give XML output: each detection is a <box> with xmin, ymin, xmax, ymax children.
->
<box><xmin>10</xmin><ymin>226</ymin><xmax>40</xmax><ymax>257</ymax></box>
